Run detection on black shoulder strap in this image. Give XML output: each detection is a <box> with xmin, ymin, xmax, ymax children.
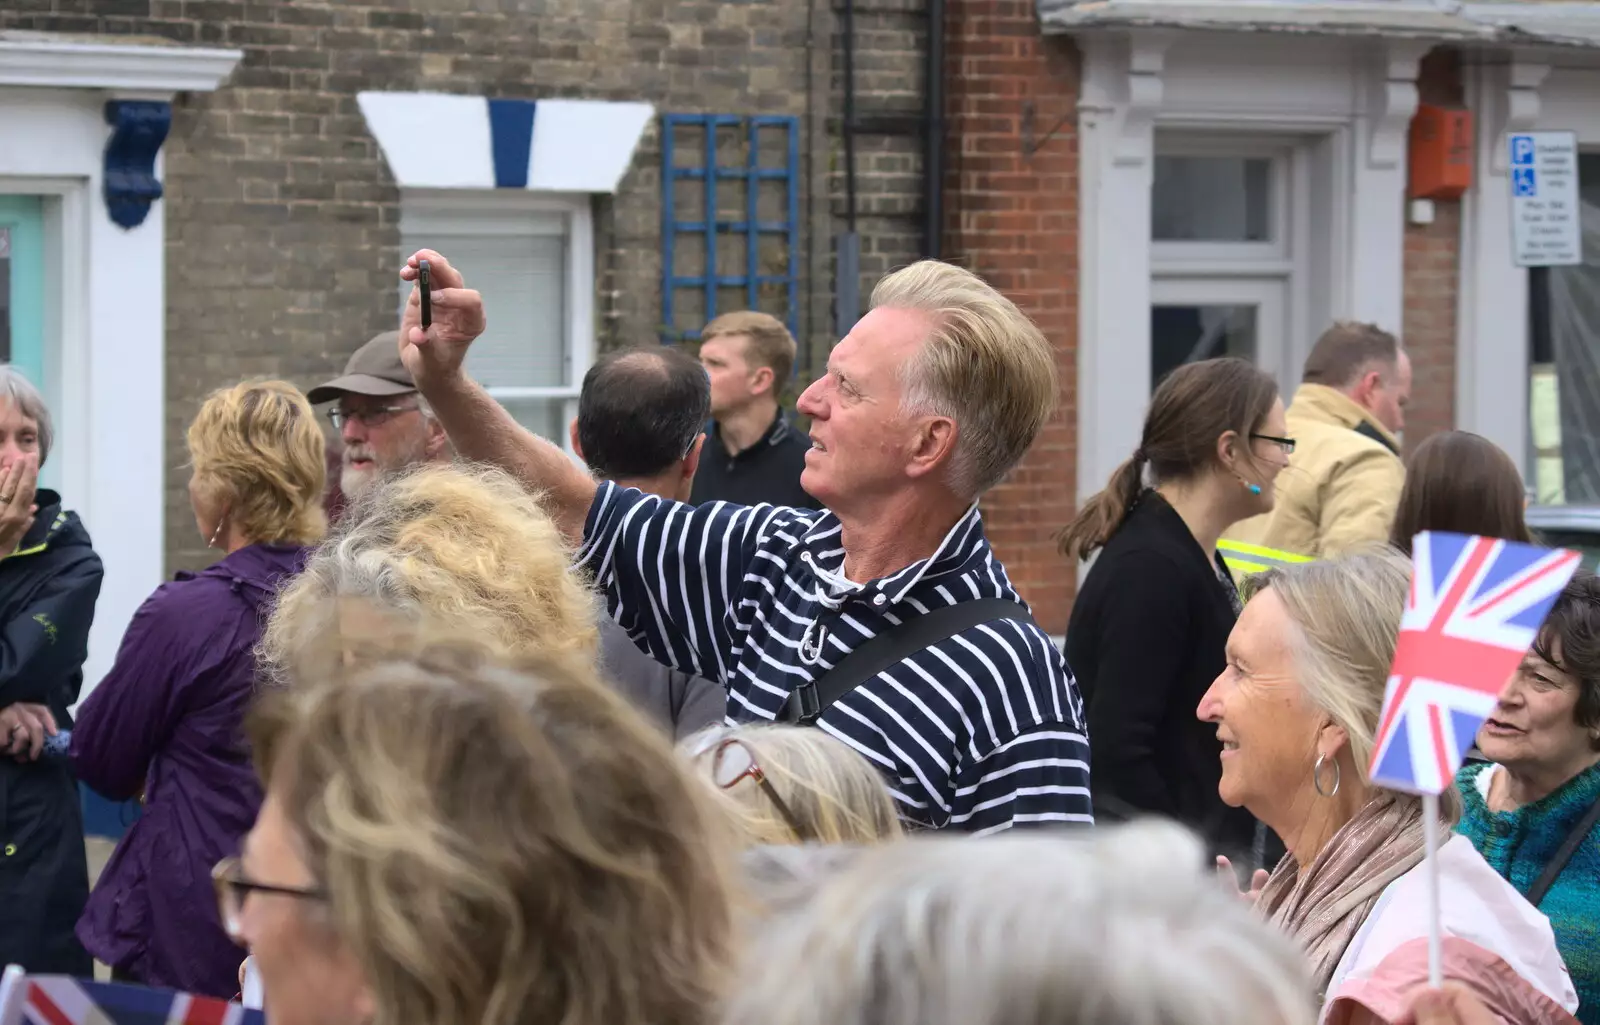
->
<box><xmin>781</xmin><ymin>598</ymin><xmax>1040</xmax><ymax>725</ymax></box>
<box><xmin>1525</xmin><ymin>789</ymin><xmax>1600</xmax><ymax>907</ymax></box>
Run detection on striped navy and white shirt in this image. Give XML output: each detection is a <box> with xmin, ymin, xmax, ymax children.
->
<box><xmin>577</xmin><ymin>482</ymin><xmax>1093</xmax><ymax>835</ymax></box>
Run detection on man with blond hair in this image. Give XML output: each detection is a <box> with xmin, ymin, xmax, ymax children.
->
<box><xmin>396</xmin><ymin>250</ymin><xmax>1090</xmax><ymax>834</ymax></box>
<box><xmin>691</xmin><ymin>311</ymin><xmax>817</xmax><ymax>509</ymax></box>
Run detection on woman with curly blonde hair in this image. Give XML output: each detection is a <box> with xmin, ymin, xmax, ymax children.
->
<box><xmin>222</xmin><ymin>639</ymin><xmax>736</xmax><ymax>1025</ymax></box>
<box><xmin>261</xmin><ymin>462</ymin><xmax>599</xmax><ymax>683</ymax></box>
<box><xmin>683</xmin><ymin>724</ymin><xmax>904</xmax><ymax>846</ymax></box>
<box><xmin>73</xmin><ymin>379</ymin><xmax>326</xmax><ymax>997</ymax></box>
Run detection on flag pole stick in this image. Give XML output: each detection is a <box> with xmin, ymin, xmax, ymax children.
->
<box><xmin>1423</xmin><ymin>790</ymin><xmax>1443</xmax><ymax>988</ymax></box>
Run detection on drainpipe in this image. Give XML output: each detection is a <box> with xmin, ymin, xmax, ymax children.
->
<box><xmin>924</xmin><ymin>0</ymin><xmax>945</xmax><ymax>260</ymax></box>
<box><xmin>834</xmin><ymin>0</ymin><xmax>861</xmax><ymax>337</ymax></box>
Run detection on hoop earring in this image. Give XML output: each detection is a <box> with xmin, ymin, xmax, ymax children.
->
<box><xmin>1313</xmin><ymin>753</ymin><xmax>1341</xmax><ymax>798</ymax></box>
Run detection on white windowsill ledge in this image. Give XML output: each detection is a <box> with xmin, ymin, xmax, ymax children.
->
<box><xmin>0</xmin><ymin>31</ymin><xmax>242</xmax><ymax>92</ymax></box>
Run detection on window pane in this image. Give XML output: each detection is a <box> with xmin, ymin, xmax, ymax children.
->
<box><xmin>1150</xmin><ymin>305</ymin><xmax>1257</xmax><ymax>390</ymax></box>
<box><xmin>397</xmin><ymin>229</ymin><xmax>566</xmax><ymax>389</ymax></box>
<box><xmin>1152</xmin><ymin>156</ymin><xmax>1272</xmax><ymax>242</ymax></box>
<box><xmin>494</xmin><ymin>396</ymin><xmax>568</xmax><ymax>448</ymax></box>
<box><xmin>1527</xmin><ymin>154</ymin><xmax>1600</xmax><ymax>506</ymax></box>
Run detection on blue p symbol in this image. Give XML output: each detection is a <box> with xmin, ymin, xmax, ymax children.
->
<box><xmin>1512</xmin><ymin>136</ymin><xmax>1536</xmax><ymax>166</ymax></box>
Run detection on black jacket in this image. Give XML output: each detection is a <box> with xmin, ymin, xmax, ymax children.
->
<box><xmin>0</xmin><ymin>490</ymin><xmax>103</xmax><ymax>974</ymax></box>
<box><xmin>1064</xmin><ymin>491</ymin><xmax>1256</xmax><ymax>861</ymax></box>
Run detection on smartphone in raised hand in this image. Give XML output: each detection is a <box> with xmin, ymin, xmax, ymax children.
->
<box><xmin>418</xmin><ymin>259</ymin><xmax>432</xmax><ymax>329</ymax></box>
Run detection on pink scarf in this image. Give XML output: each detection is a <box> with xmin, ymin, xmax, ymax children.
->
<box><xmin>1257</xmin><ymin>793</ymin><xmax>1427</xmax><ymax>996</ymax></box>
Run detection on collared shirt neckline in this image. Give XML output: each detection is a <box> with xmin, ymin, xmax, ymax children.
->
<box><xmin>712</xmin><ymin>408</ymin><xmax>792</xmax><ymax>462</ymax></box>
<box><xmin>796</xmin><ymin>501</ymin><xmax>987</xmax><ymax>607</ymax></box>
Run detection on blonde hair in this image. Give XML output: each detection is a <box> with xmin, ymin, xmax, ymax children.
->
<box><xmin>721</xmin><ymin>823</ymin><xmax>1316</xmax><ymax>1025</ymax></box>
<box><xmin>250</xmin><ymin>639</ymin><xmax>736</xmax><ymax>1025</ymax></box>
<box><xmin>682</xmin><ymin>724</ymin><xmax>903</xmax><ymax>846</ymax></box>
<box><xmin>260</xmin><ymin>463</ymin><xmax>599</xmax><ymax>684</ymax></box>
<box><xmin>187</xmin><ymin>379</ymin><xmax>327</xmax><ymax>546</ymax></box>
<box><xmin>702</xmin><ymin>311</ymin><xmax>796</xmax><ymax>385</ymax></box>
<box><xmin>1243</xmin><ymin>548</ymin><xmax>1461</xmax><ymax>819</ymax></box>
<box><xmin>870</xmin><ymin>261</ymin><xmax>1057</xmax><ymax>497</ymax></box>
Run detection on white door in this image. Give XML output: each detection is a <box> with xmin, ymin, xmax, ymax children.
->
<box><xmin>1149</xmin><ymin>276</ymin><xmax>1289</xmax><ymax>393</ymax></box>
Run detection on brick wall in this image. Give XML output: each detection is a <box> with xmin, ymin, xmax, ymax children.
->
<box><xmin>1402</xmin><ymin>47</ymin><xmax>1465</xmax><ymax>450</ymax></box>
<box><xmin>943</xmin><ymin>1</ymin><xmax>1079</xmax><ymax>634</ymax></box>
<box><xmin>0</xmin><ymin>0</ymin><xmax>836</xmax><ymax>573</ymax></box>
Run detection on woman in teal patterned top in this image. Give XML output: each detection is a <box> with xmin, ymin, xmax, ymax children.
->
<box><xmin>1457</xmin><ymin>572</ymin><xmax>1600</xmax><ymax>1025</ymax></box>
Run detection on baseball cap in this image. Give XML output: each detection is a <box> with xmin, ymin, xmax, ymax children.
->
<box><xmin>306</xmin><ymin>331</ymin><xmax>416</xmax><ymax>404</ymax></box>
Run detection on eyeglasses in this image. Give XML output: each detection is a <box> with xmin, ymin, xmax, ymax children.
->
<box><xmin>326</xmin><ymin>404</ymin><xmax>419</xmax><ymax>429</ymax></box>
<box><xmin>707</xmin><ymin>737</ymin><xmax>809</xmax><ymax>840</ymax></box>
<box><xmin>212</xmin><ymin>856</ymin><xmax>327</xmax><ymax>940</ymax></box>
<box><xmin>1250</xmin><ymin>432</ymin><xmax>1296</xmax><ymax>455</ymax></box>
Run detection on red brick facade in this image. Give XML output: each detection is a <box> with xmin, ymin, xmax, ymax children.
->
<box><xmin>1403</xmin><ymin>48</ymin><xmax>1466</xmax><ymax>451</ymax></box>
<box><xmin>944</xmin><ymin>1</ymin><xmax>1080</xmax><ymax>635</ymax></box>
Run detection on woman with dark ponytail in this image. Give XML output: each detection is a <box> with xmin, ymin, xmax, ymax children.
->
<box><xmin>1062</xmin><ymin>358</ymin><xmax>1290</xmax><ymax>867</ymax></box>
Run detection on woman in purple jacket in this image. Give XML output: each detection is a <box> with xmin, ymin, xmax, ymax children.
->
<box><xmin>72</xmin><ymin>379</ymin><xmax>326</xmax><ymax>998</ymax></box>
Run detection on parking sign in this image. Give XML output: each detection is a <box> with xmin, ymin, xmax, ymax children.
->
<box><xmin>1509</xmin><ymin>131</ymin><xmax>1582</xmax><ymax>267</ymax></box>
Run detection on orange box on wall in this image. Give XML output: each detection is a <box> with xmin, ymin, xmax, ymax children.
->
<box><xmin>1409</xmin><ymin>105</ymin><xmax>1474</xmax><ymax>200</ymax></box>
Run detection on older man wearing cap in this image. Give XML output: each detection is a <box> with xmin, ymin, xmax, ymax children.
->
<box><xmin>308</xmin><ymin>330</ymin><xmax>449</xmax><ymax>520</ymax></box>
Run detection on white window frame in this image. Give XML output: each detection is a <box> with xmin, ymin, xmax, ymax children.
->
<box><xmin>1150</xmin><ymin>276</ymin><xmax>1291</xmax><ymax>383</ymax></box>
<box><xmin>1151</xmin><ymin>133</ymin><xmax>1312</xmax><ymax>395</ymax></box>
<box><xmin>1076</xmin><ymin>29</ymin><xmax>1419</xmax><ymax>516</ymax></box>
<box><xmin>1151</xmin><ymin>135</ymin><xmax>1293</xmax><ymax>269</ymax></box>
<box><xmin>398</xmin><ymin>188</ymin><xmax>594</xmax><ymax>454</ymax></box>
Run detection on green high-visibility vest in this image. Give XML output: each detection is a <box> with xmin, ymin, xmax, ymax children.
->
<box><xmin>1217</xmin><ymin>538</ymin><xmax>1313</xmax><ymax>580</ymax></box>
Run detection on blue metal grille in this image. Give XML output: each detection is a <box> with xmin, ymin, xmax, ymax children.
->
<box><xmin>661</xmin><ymin>113</ymin><xmax>800</xmax><ymax>344</ymax></box>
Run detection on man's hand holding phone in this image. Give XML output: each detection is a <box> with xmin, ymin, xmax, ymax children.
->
<box><xmin>398</xmin><ymin>250</ymin><xmax>485</xmax><ymax>388</ymax></box>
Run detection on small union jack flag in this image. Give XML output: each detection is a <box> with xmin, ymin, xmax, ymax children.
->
<box><xmin>1370</xmin><ymin>531</ymin><xmax>1581</xmax><ymax>795</ymax></box>
<box><xmin>0</xmin><ymin>973</ymin><xmax>262</xmax><ymax>1025</ymax></box>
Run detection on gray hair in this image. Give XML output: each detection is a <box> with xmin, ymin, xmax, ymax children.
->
<box><xmin>0</xmin><ymin>365</ymin><xmax>53</xmax><ymax>465</ymax></box>
<box><xmin>722</xmin><ymin>822</ymin><xmax>1316</xmax><ymax>1025</ymax></box>
<box><xmin>1241</xmin><ymin>547</ymin><xmax>1462</xmax><ymax>820</ymax></box>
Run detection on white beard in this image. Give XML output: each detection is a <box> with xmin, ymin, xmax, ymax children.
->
<box><xmin>340</xmin><ymin>463</ymin><xmax>379</xmax><ymax>503</ymax></box>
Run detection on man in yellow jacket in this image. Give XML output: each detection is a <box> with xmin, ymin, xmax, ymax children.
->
<box><xmin>1226</xmin><ymin>322</ymin><xmax>1409</xmax><ymax>561</ymax></box>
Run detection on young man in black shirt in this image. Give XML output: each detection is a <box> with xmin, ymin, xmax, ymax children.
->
<box><xmin>689</xmin><ymin>311</ymin><xmax>820</xmax><ymax>510</ymax></box>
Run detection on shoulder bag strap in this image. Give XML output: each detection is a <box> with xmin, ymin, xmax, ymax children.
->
<box><xmin>781</xmin><ymin>598</ymin><xmax>1039</xmax><ymax>726</ymax></box>
<box><xmin>1525</xmin><ymin>789</ymin><xmax>1600</xmax><ymax>907</ymax></box>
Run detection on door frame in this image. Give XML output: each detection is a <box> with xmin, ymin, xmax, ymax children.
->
<box><xmin>0</xmin><ymin>179</ymin><xmax>88</xmax><ymax>497</ymax></box>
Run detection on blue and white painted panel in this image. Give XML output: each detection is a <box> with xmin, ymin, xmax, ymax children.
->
<box><xmin>357</xmin><ymin>92</ymin><xmax>653</xmax><ymax>194</ymax></box>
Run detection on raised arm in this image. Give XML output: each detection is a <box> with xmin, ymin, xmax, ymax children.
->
<box><xmin>398</xmin><ymin>249</ymin><xmax>597</xmax><ymax>541</ymax></box>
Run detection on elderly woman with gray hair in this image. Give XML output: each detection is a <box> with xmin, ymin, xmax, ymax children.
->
<box><xmin>0</xmin><ymin>366</ymin><xmax>103</xmax><ymax>975</ymax></box>
<box><xmin>724</xmin><ymin>821</ymin><xmax>1316</xmax><ymax>1025</ymax></box>
<box><xmin>1199</xmin><ymin>549</ymin><xmax>1578</xmax><ymax>1024</ymax></box>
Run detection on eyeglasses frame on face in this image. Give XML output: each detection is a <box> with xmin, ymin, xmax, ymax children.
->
<box><xmin>212</xmin><ymin>856</ymin><xmax>327</xmax><ymax>941</ymax></box>
<box><xmin>1250</xmin><ymin>432</ymin><xmax>1296</xmax><ymax>455</ymax></box>
<box><xmin>326</xmin><ymin>403</ymin><xmax>421</xmax><ymax>430</ymax></box>
<box><xmin>709</xmin><ymin>736</ymin><xmax>811</xmax><ymax>841</ymax></box>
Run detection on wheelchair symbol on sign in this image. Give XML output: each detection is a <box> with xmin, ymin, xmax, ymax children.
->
<box><xmin>1511</xmin><ymin>135</ymin><xmax>1537</xmax><ymax>166</ymax></box>
<box><xmin>1514</xmin><ymin>168</ymin><xmax>1538</xmax><ymax>197</ymax></box>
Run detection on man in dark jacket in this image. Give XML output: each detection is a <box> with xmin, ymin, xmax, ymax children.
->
<box><xmin>570</xmin><ymin>347</ymin><xmax>726</xmax><ymax>739</ymax></box>
<box><xmin>0</xmin><ymin>366</ymin><xmax>103</xmax><ymax>974</ymax></box>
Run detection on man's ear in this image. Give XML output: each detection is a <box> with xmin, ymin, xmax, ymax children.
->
<box><xmin>751</xmin><ymin>365</ymin><xmax>776</xmax><ymax>398</ymax></box>
<box><xmin>568</xmin><ymin>417</ymin><xmax>584</xmax><ymax>462</ymax></box>
<box><xmin>906</xmin><ymin>417</ymin><xmax>958</xmax><ymax>482</ymax></box>
<box><xmin>683</xmin><ymin>433</ymin><xmax>706</xmax><ymax>481</ymax></box>
<box><xmin>424</xmin><ymin>415</ymin><xmax>451</xmax><ymax>460</ymax></box>
<box><xmin>1351</xmin><ymin>368</ymin><xmax>1383</xmax><ymax>408</ymax></box>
